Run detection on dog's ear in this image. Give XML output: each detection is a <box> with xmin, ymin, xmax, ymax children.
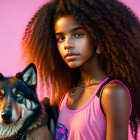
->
<box><xmin>16</xmin><ymin>63</ymin><xmax>37</xmax><ymax>88</ymax></box>
<box><xmin>0</xmin><ymin>73</ymin><xmax>4</xmax><ymax>80</ymax></box>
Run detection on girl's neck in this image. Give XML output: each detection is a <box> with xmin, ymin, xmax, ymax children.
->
<box><xmin>79</xmin><ymin>55</ymin><xmax>107</xmax><ymax>84</ymax></box>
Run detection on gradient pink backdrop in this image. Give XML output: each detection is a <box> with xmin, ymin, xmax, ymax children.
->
<box><xmin>0</xmin><ymin>0</ymin><xmax>49</xmax><ymax>76</ymax></box>
<box><xmin>0</xmin><ymin>0</ymin><xmax>140</xmax><ymax>76</ymax></box>
<box><xmin>0</xmin><ymin>0</ymin><xmax>139</xmax><ymax>139</ymax></box>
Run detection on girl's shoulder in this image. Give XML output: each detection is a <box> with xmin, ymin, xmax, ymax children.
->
<box><xmin>101</xmin><ymin>79</ymin><xmax>131</xmax><ymax>116</ymax></box>
<box><xmin>102</xmin><ymin>79</ymin><xmax>130</xmax><ymax>99</ymax></box>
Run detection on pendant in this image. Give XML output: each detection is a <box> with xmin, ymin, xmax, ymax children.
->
<box><xmin>69</xmin><ymin>86</ymin><xmax>84</xmax><ymax>100</ymax></box>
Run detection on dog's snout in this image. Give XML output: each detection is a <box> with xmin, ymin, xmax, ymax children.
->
<box><xmin>1</xmin><ymin>110</ymin><xmax>12</xmax><ymax>121</ymax></box>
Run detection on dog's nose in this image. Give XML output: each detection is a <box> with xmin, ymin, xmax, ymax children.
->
<box><xmin>1</xmin><ymin>110</ymin><xmax>12</xmax><ymax>121</ymax></box>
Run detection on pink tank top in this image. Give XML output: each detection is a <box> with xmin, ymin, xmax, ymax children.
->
<box><xmin>55</xmin><ymin>78</ymin><xmax>132</xmax><ymax>140</ymax></box>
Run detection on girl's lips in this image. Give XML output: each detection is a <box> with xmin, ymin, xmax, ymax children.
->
<box><xmin>65</xmin><ymin>55</ymin><xmax>79</xmax><ymax>60</ymax></box>
<box><xmin>64</xmin><ymin>53</ymin><xmax>79</xmax><ymax>58</ymax></box>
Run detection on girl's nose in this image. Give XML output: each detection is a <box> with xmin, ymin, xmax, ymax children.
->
<box><xmin>64</xmin><ymin>37</ymin><xmax>73</xmax><ymax>50</ymax></box>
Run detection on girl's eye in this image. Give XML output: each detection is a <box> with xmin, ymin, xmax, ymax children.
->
<box><xmin>73</xmin><ymin>32</ymin><xmax>84</xmax><ymax>38</ymax></box>
<box><xmin>56</xmin><ymin>36</ymin><xmax>65</xmax><ymax>42</ymax></box>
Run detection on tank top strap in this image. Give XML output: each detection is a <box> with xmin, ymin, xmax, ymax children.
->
<box><xmin>98</xmin><ymin>78</ymin><xmax>113</xmax><ymax>115</ymax></box>
<box><xmin>58</xmin><ymin>89</ymin><xmax>70</xmax><ymax>112</ymax></box>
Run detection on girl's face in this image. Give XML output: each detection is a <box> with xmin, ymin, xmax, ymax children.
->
<box><xmin>54</xmin><ymin>16</ymin><xmax>96</xmax><ymax>68</ymax></box>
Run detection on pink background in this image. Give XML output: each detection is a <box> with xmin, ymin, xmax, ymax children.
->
<box><xmin>0</xmin><ymin>0</ymin><xmax>139</xmax><ymax>75</ymax></box>
<box><xmin>0</xmin><ymin>0</ymin><xmax>48</xmax><ymax>76</ymax></box>
<box><xmin>0</xmin><ymin>0</ymin><xmax>139</xmax><ymax>139</ymax></box>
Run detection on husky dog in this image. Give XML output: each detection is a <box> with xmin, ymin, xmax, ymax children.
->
<box><xmin>0</xmin><ymin>63</ymin><xmax>54</xmax><ymax>140</ymax></box>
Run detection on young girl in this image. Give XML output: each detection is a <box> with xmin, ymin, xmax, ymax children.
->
<box><xmin>22</xmin><ymin>0</ymin><xmax>140</xmax><ymax>139</ymax></box>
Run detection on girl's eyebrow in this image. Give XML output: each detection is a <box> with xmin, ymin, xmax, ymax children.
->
<box><xmin>55</xmin><ymin>26</ymin><xmax>85</xmax><ymax>35</ymax></box>
<box><xmin>71</xmin><ymin>26</ymin><xmax>85</xmax><ymax>32</ymax></box>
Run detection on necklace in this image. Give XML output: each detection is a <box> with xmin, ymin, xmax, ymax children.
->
<box><xmin>69</xmin><ymin>81</ymin><xmax>101</xmax><ymax>100</ymax></box>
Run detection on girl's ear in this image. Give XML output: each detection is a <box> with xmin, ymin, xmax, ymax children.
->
<box><xmin>96</xmin><ymin>46</ymin><xmax>101</xmax><ymax>54</ymax></box>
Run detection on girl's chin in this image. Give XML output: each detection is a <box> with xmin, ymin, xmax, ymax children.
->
<box><xmin>66</xmin><ymin>62</ymin><xmax>81</xmax><ymax>68</ymax></box>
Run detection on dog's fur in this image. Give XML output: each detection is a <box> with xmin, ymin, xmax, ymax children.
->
<box><xmin>0</xmin><ymin>64</ymin><xmax>54</xmax><ymax>140</ymax></box>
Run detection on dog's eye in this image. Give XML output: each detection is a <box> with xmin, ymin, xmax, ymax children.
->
<box><xmin>16</xmin><ymin>91</ymin><xmax>23</xmax><ymax>98</ymax></box>
<box><xmin>12</xmin><ymin>88</ymin><xmax>23</xmax><ymax>98</ymax></box>
<box><xmin>0</xmin><ymin>89</ymin><xmax>4</xmax><ymax>98</ymax></box>
<box><xmin>16</xmin><ymin>93</ymin><xmax>22</xmax><ymax>98</ymax></box>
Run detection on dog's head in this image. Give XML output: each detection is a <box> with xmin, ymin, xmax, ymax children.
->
<box><xmin>0</xmin><ymin>63</ymin><xmax>41</xmax><ymax>137</ymax></box>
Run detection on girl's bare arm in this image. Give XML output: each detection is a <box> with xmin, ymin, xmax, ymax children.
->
<box><xmin>102</xmin><ymin>81</ymin><xmax>131</xmax><ymax>140</ymax></box>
